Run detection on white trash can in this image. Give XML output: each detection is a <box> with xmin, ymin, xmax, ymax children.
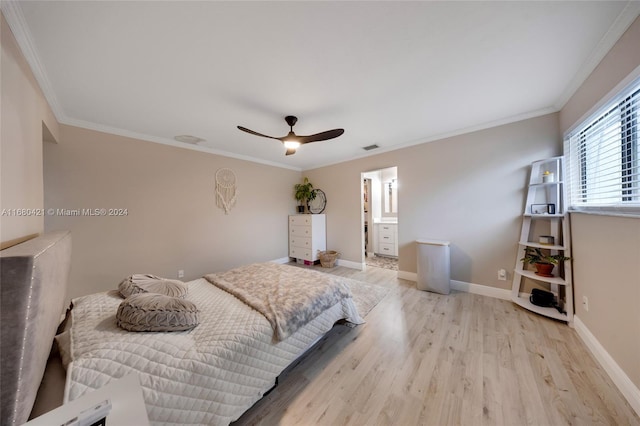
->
<box><xmin>416</xmin><ymin>239</ymin><xmax>451</xmax><ymax>294</ymax></box>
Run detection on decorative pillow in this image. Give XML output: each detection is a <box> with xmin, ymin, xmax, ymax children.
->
<box><xmin>118</xmin><ymin>274</ymin><xmax>188</xmax><ymax>299</ymax></box>
<box><xmin>116</xmin><ymin>293</ymin><xmax>199</xmax><ymax>332</ymax></box>
<box><xmin>54</xmin><ymin>330</ymin><xmax>73</xmax><ymax>369</ymax></box>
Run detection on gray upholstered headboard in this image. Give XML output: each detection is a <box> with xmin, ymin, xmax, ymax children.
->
<box><xmin>1</xmin><ymin>231</ymin><xmax>71</xmax><ymax>425</ymax></box>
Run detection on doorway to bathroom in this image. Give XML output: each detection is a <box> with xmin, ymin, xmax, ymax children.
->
<box><xmin>361</xmin><ymin>167</ymin><xmax>398</xmax><ymax>271</ymax></box>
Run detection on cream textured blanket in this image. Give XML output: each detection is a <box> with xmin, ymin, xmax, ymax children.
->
<box><xmin>205</xmin><ymin>262</ymin><xmax>364</xmax><ymax>341</ymax></box>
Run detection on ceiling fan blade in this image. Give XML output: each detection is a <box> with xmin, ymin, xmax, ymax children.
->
<box><xmin>239</xmin><ymin>117</ymin><xmax>344</xmax><ymax>155</ymax></box>
<box><xmin>237</xmin><ymin>126</ymin><xmax>282</xmax><ymax>140</ymax></box>
<box><xmin>298</xmin><ymin>128</ymin><xmax>345</xmax><ymax>144</ymax></box>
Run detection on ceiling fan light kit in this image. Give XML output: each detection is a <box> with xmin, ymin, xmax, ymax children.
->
<box><xmin>237</xmin><ymin>115</ymin><xmax>344</xmax><ymax>156</ymax></box>
<box><xmin>283</xmin><ymin>140</ymin><xmax>301</xmax><ymax>149</ymax></box>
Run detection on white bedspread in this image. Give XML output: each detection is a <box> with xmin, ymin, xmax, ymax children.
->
<box><xmin>64</xmin><ymin>275</ymin><xmax>362</xmax><ymax>425</ymax></box>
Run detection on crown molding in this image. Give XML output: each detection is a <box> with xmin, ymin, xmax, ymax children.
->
<box><xmin>304</xmin><ymin>106</ymin><xmax>558</xmax><ymax>171</ymax></box>
<box><xmin>553</xmin><ymin>1</ymin><xmax>640</xmax><ymax>110</ymax></box>
<box><xmin>1</xmin><ymin>1</ymin><xmax>67</xmax><ymax>122</ymax></box>
<box><xmin>2</xmin><ymin>1</ymin><xmax>301</xmax><ymax>171</ymax></box>
<box><xmin>62</xmin><ymin>117</ymin><xmax>303</xmax><ymax>171</ymax></box>
<box><xmin>4</xmin><ymin>0</ymin><xmax>636</xmax><ymax>172</ymax></box>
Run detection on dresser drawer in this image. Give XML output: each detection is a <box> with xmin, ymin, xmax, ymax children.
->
<box><xmin>378</xmin><ymin>243</ymin><xmax>396</xmax><ymax>256</ymax></box>
<box><xmin>290</xmin><ymin>236</ymin><xmax>311</xmax><ymax>249</ymax></box>
<box><xmin>379</xmin><ymin>224</ymin><xmax>397</xmax><ymax>234</ymax></box>
<box><xmin>288</xmin><ymin>214</ymin><xmax>325</xmax><ymax>262</ymax></box>
<box><xmin>289</xmin><ymin>215</ymin><xmax>312</xmax><ymax>226</ymax></box>
<box><xmin>289</xmin><ymin>225</ymin><xmax>311</xmax><ymax>237</ymax></box>
<box><xmin>289</xmin><ymin>247</ymin><xmax>312</xmax><ymax>260</ymax></box>
<box><xmin>379</xmin><ymin>231</ymin><xmax>395</xmax><ymax>243</ymax></box>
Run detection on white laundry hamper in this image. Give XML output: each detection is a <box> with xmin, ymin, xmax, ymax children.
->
<box><xmin>416</xmin><ymin>239</ymin><xmax>451</xmax><ymax>294</ymax></box>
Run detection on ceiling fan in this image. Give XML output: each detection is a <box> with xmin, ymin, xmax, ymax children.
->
<box><xmin>237</xmin><ymin>116</ymin><xmax>344</xmax><ymax>155</ymax></box>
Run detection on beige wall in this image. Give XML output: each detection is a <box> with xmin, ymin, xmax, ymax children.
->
<box><xmin>560</xmin><ymin>16</ymin><xmax>640</xmax><ymax>390</ymax></box>
<box><xmin>305</xmin><ymin>113</ymin><xmax>561</xmax><ymax>290</ymax></box>
<box><xmin>44</xmin><ymin>125</ymin><xmax>301</xmax><ymax>299</ymax></box>
<box><xmin>569</xmin><ymin>213</ymin><xmax>640</xmax><ymax>387</ymax></box>
<box><xmin>1</xmin><ymin>13</ymin><xmax>59</xmax><ymax>245</ymax></box>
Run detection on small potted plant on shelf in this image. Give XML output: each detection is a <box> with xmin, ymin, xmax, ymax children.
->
<box><xmin>521</xmin><ymin>247</ymin><xmax>570</xmax><ymax>277</ymax></box>
<box><xmin>294</xmin><ymin>177</ymin><xmax>317</xmax><ymax>214</ymax></box>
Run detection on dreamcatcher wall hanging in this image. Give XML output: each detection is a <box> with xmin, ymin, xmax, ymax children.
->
<box><xmin>215</xmin><ymin>168</ymin><xmax>238</xmax><ymax>214</ymax></box>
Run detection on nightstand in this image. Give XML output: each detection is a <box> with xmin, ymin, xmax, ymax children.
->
<box><xmin>26</xmin><ymin>374</ymin><xmax>149</xmax><ymax>426</ymax></box>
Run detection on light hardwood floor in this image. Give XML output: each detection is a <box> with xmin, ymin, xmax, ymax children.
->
<box><xmin>234</xmin><ymin>264</ymin><xmax>640</xmax><ymax>426</ymax></box>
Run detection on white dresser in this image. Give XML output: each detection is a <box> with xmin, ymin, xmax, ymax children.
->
<box><xmin>374</xmin><ymin>222</ymin><xmax>398</xmax><ymax>257</ymax></box>
<box><xmin>289</xmin><ymin>214</ymin><xmax>326</xmax><ymax>262</ymax></box>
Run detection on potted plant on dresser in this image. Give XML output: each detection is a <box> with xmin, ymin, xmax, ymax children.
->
<box><xmin>294</xmin><ymin>177</ymin><xmax>316</xmax><ymax>213</ymax></box>
<box><xmin>521</xmin><ymin>247</ymin><xmax>570</xmax><ymax>277</ymax></box>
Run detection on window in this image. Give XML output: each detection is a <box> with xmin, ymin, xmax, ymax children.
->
<box><xmin>565</xmin><ymin>78</ymin><xmax>640</xmax><ymax>215</ymax></box>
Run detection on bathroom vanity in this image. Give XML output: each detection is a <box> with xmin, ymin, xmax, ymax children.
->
<box><xmin>373</xmin><ymin>220</ymin><xmax>398</xmax><ymax>257</ymax></box>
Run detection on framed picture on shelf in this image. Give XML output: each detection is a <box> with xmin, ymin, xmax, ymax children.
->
<box><xmin>531</xmin><ymin>203</ymin><xmax>556</xmax><ymax>214</ymax></box>
<box><xmin>531</xmin><ymin>204</ymin><xmax>547</xmax><ymax>214</ymax></box>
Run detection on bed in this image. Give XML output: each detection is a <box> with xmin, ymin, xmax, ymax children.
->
<box><xmin>0</xmin><ymin>231</ymin><xmax>72</xmax><ymax>426</ymax></box>
<box><xmin>60</xmin><ymin>262</ymin><xmax>364</xmax><ymax>425</ymax></box>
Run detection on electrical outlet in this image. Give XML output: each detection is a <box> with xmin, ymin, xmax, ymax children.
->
<box><xmin>178</xmin><ymin>269</ymin><xmax>185</xmax><ymax>279</ymax></box>
<box><xmin>582</xmin><ymin>296</ymin><xmax>589</xmax><ymax>311</ymax></box>
<box><xmin>498</xmin><ymin>269</ymin><xmax>507</xmax><ymax>281</ymax></box>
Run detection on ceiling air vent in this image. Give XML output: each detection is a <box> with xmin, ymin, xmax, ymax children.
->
<box><xmin>362</xmin><ymin>144</ymin><xmax>379</xmax><ymax>151</ymax></box>
<box><xmin>174</xmin><ymin>135</ymin><xmax>205</xmax><ymax>144</ymax></box>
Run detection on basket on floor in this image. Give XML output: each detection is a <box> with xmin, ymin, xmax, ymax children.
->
<box><xmin>318</xmin><ymin>250</ymin><xmax>339</xmax><ymax>268</ymax></box>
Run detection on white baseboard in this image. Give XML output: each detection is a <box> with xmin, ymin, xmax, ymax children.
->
<box><xmin>285</xmin><ymin>260</ymin><xmax>640</xmax><ymax>416</ymax></box>
<box><xmin>574</xmin><ymin>316</ymin><xmax>640</xmax><ymax>416</ymax></box>
<box><xmin>270</xmin><ymin>257</ymin><xmax>365</xmax><ymax>271</ymax></box>
<box><xmin>396</xmin><ymin>271</ymin><xmax>511</xmax><ymax>301</ymax></box>
<box><xmin>397</xmin><ymin>270</ymin><xmax>417</xmax><ymax>281</ymax></box>
<box><xmin>377</xmin><ymin>268</ymin><xmax>640</xmax><ymax>416</ymax></box>
<box><xmin>274</xmin><ymin>257</ymin><xmax>364</xmax><ymax>270</ymax></box>
<box><xmin>450</xmin><ymin>280</ymin><xmax>512</xmax><ymax>300</ymax></box>
<box><xmin>337</xmin><ymin>259</ymin><xmax>364</xmax><ymax>270</ymax></box>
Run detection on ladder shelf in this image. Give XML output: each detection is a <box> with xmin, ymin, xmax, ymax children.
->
<box><xmin>511</xmin><ymin>296</ymin><xmax>569</xmax><ymax>322</ymax></box>
<box><xmin>514</xmin><ymin>269</ymin><xmax>567</xmax><ymax>286</ymax></box>
<box><xmin>511</xmin><ymin>156</ymin><xmax>573</xmax><ymax>325</ymax></box>
<box><xmin>518</xmin><ymin>241</ymin><xmax>566</xmax><ymax>250</ymax></box>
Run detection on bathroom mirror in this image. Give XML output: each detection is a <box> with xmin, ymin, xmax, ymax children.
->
<box><xmin>384</xmin><ymin>179</ymin><xmax>397</xmax><ymax>214</ymax></box>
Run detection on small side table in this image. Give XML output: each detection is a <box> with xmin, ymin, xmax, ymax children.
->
<box><xmin>25</xmin><ymin>374</ymin><xmax>149</xmax><ymax>426</ymax></box>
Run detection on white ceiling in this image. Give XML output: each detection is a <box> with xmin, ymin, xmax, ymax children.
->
<box><xmin>4</xmin><ymin>1</ymin><xmax>639</xmax><ymax>171</ymax></box>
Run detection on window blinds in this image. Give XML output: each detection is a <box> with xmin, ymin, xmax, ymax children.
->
<box><xmin>565</xmin><ymin>79</ymin><xmax>639</xmax><ymax>213</ymax></box>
